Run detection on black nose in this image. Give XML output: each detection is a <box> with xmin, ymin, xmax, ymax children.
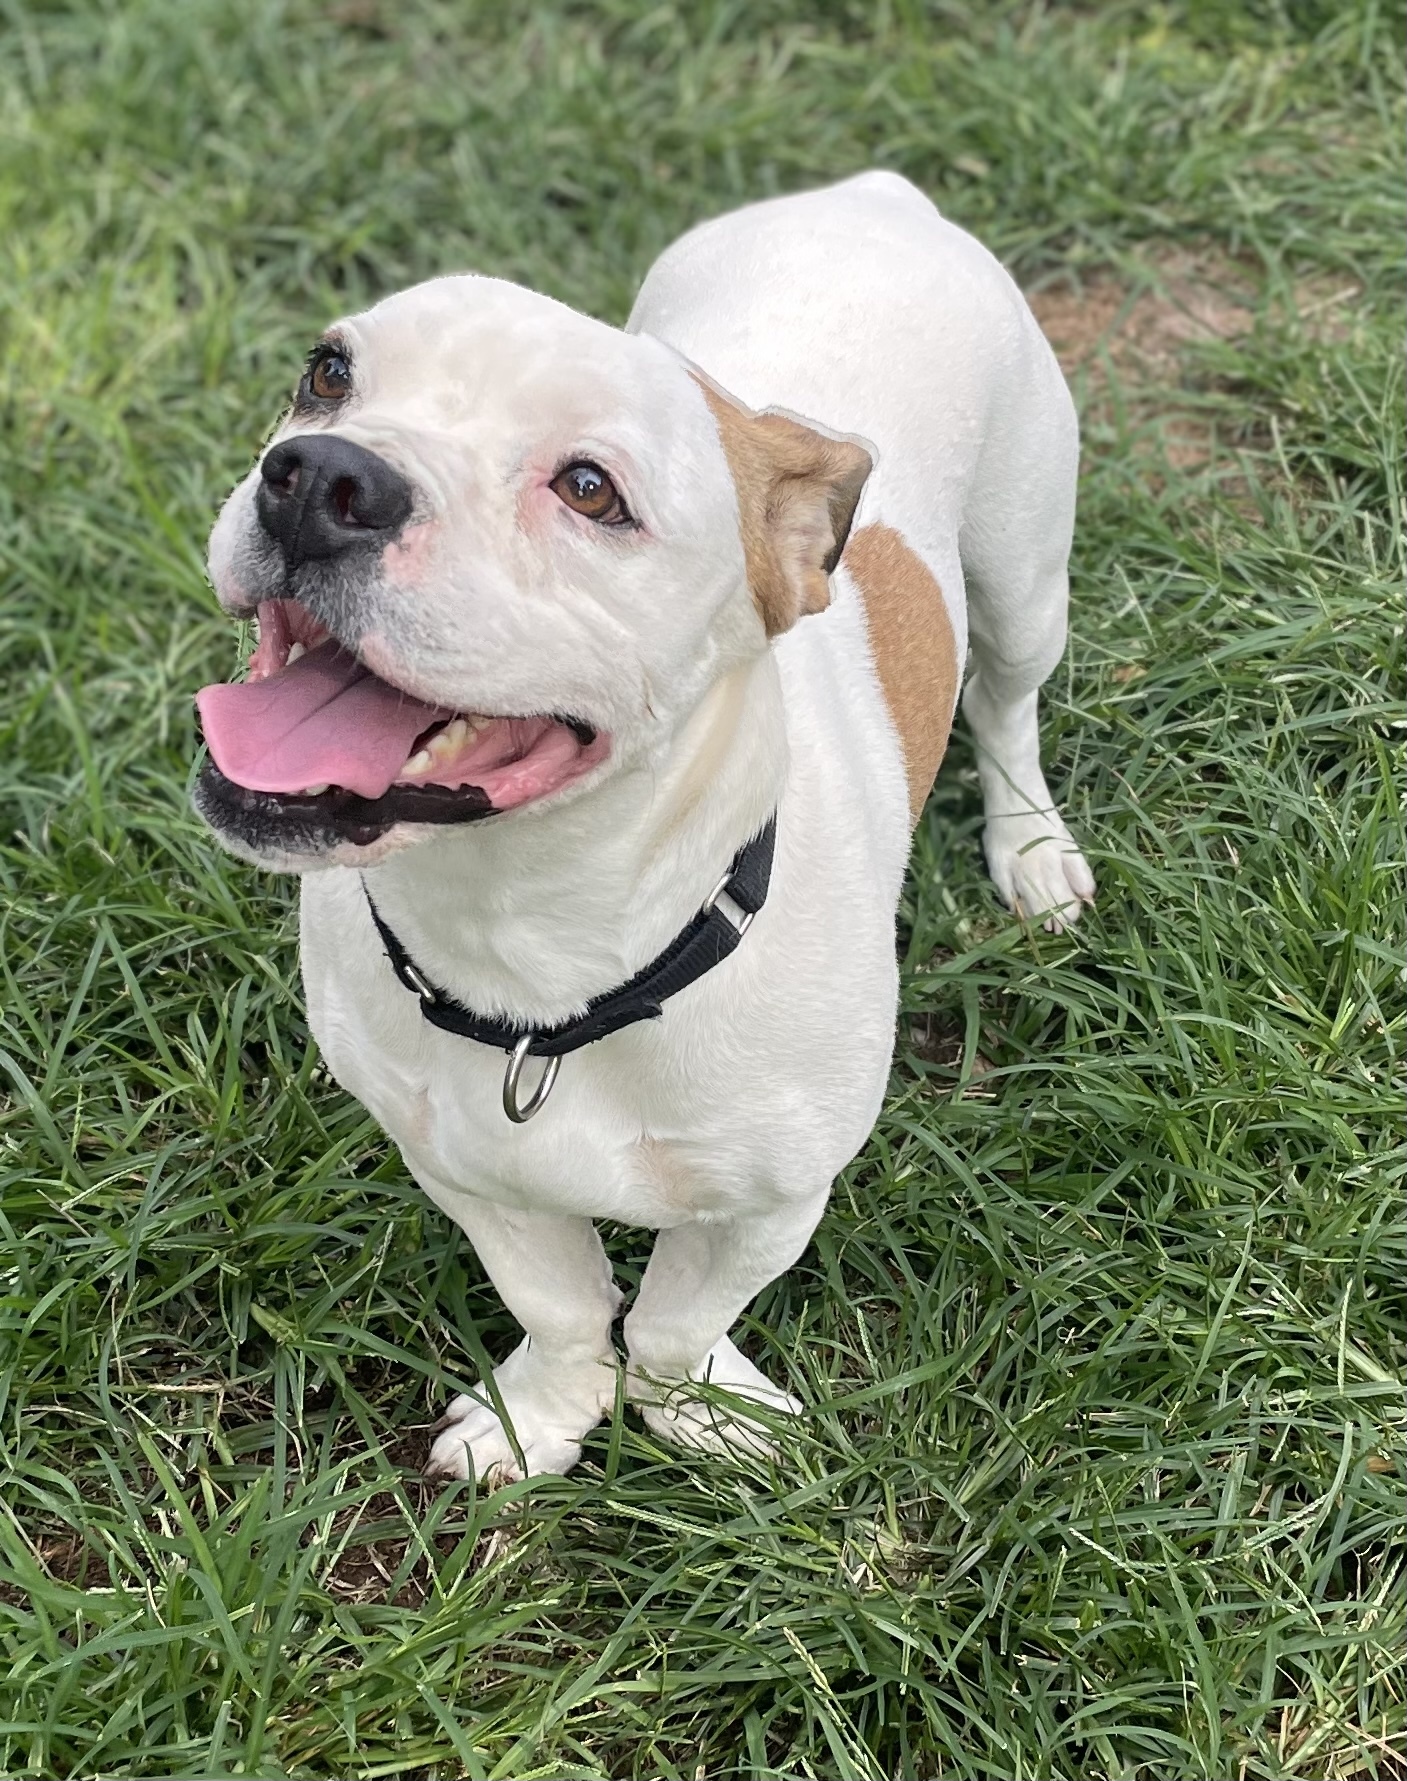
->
<box><xmin>256</xmin><ymin>435</ymin><xmax>413</xmax><ymax>570</ymax></box>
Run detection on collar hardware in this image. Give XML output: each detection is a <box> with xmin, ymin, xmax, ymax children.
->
<box><xmin>395</xmin><ymin>958</ymin><xmax>439</xmax><ymax>1005</ymax></box>
<box><xmin>503</xmin><ymin>1035</ymin><xmax>561</xmax><ymax>1123</ymax></box>
<box><xmin>363</xmin><ymin>814</ymin><xmax>777</xmax><ymax>1124</ymax></box>
<box><xmin>702</xmin><ymin>871</ymin><xmax>754</xmax><ymax>937</ymax></box>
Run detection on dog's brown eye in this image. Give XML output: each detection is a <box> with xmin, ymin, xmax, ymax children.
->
<box><xmin>551</xmin><ymin>461</ymin><xmax>630</xmax><ymax>525</ymax></box>
<box><xmin>308</xmin><ymin>348</ymin><xmax>352</xmax><ymax>401</ymax></box>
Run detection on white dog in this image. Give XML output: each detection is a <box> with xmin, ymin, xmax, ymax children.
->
<box><xmin>194</xmin><ymin>171</ymin><xmax>1094</xmax><ymax>1481</ymax></box>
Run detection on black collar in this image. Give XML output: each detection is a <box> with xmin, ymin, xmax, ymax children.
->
<box><xmin>364</xmin><ymin>815</ymin><xmax>777</xmax><ymax>1066</ymax></box>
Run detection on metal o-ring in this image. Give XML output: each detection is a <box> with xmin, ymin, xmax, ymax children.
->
<box><xmin>502</xmin><ymin>1034</ymin><xmax>560</xmax><ymax>1123</ymax></box>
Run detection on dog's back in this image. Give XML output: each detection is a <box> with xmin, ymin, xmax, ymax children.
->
<box><xmin>630</xmin><ymin>170</ymin><xmax>1073</xmax><ymax>644</ymax></box>
<box><xmin>630</xmin><ymin>172</ymin><xmax>1077</xmax><ymax>858</ymax></box>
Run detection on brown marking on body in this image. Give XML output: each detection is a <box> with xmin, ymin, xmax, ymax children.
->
<box><xmin>633</xmin><ymin>1135</ymin><xmax>737</xmax><ymax>1220</ymax></box>
<box><xmin>843</xmin><ymin>522</ymin><xmax>958</xmax><ymax>824</ymax></box>
<box><xmin>694</xmin><ymin>376</ymin><xmax>872</xmax><ymax>636</ymax></box>
<box><xmin>635</xmin><ymin>1136</ymin><xmax>695</xmax><ymax>1209</ymax></box>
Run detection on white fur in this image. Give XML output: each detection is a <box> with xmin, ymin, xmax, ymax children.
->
<box><xmin>211</xmin><ymin>172</ymin><xmax>1095</xmax><ymax>1480</ymax></box>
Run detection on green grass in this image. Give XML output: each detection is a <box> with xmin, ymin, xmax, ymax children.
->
<box><xmin>0</xmin><ymin>1</ymin><xmax>1402</xmax><ymax>1776</ymax></box>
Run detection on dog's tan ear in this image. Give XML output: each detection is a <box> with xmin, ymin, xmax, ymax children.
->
<box><xmin>695</xmin><ymin>376</ymin><xmax>873</xmax><ymax>636</ymax></box>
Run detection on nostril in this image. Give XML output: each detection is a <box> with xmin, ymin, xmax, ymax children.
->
<box><xmin>260</xmin><ymin>443</ymin><xmax>303</xmax><ymax>497</ymax></box>
<box><xmin>329</xmin><ymin>476</ymin><xmax>367</xmax><ymax>527</ymax></box>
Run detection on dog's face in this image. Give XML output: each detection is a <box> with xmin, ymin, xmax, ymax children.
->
<box><xmin>194</xmin><ymin>274</ymin><xmax>871</xmax><ymax>870</ymax></box>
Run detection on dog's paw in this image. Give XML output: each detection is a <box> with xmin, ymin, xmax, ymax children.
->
<box><xmin>424</xmin><ymin>1341</ymin><xmax>617</xmax><ymax>1484</ymax></box>
<box><xmin>983</xmin><ymin>813</ymin><xmax>1095</xmax><ymax>934</ymax></box>
<box><xmin>628</xmin><ymin>1336</ymin><xmax>801</xmax><ymax>1461</ymax></box>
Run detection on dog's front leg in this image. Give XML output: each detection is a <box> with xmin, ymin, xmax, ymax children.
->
<box><xmin>623</xmin><ymin>1192</ymin><xmax>828</xmax><ymax>1459</ymax></box>
<box><xmin>414</xmin><ymin>1178</ymin><xmax>622</xmax><ymax>1482</ymax></box>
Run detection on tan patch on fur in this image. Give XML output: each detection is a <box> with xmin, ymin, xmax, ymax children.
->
<box><xmin>695</xmin><ymin>376</ymin><xmax>871</xmax><ymax>636</ymax></box>
<box><xmin>844</xmin><ymin>523</ymin><xmax>958</xmax><ymax>824</ymax></box>
<box><xmin>636</xmin><ymin>1135</ymin><xmax>688</xmax><ymax>1192</ymax></box>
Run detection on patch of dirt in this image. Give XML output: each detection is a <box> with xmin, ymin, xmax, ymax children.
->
<box><xmin>316</xmin><ymin>1439</ymin><xmax>536</xmax><ymax>1606</ymax></box>
<box><xmin>1027</xmin><ymin>246</ymin><xmax>1256</xmax><ymax>476</ymax></box>
<box><xmin>903</xmin><ymin>1015</ymin><xmax>996</xmax><ymax>1098</ymax></box>
<box><xmin>0</xmin><ymin>1529</ymin><xmax>94</xmax><ymax>1608</ymax></box>
<box><xmin>1025</xmin><ymin>245</ymin><xmax>1360</xmax><ymax>477</ymax></box>
<box><xmin>905</xmin><ymin>1013</ymin><xmax>965</xmax><ymax>1070</ymax></box>
<box><xmin>1027</xmin><ymin>246</ymin><xmax>1257</xmax><ymax>385</ymax></box>
<box><xmin>324</xmin><ymin>0</ymin><xmax>395</xmax><ymax>33</ymax></box>
<box><xmin>320</xmin><ymin>1495</ymin><xmax>438</xmax><ymax>1607</ymax></box>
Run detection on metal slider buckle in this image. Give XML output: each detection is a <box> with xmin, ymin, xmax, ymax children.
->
<box><xmin>702</xmin><ymin>868</ymin><xmax>754</xmax><ymax>937</ymax></box>
<box><xmin>397</xmin><ymin>960</ymin><xmax>438</xmax><ymax>1005</ymax></box>
<box><xmin>502</xmin><ymin>1033</ymin><xmax>560</xmax><ymax>1124</ymax></box>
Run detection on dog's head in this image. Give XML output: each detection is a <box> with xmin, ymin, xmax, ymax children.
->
<box><xmin>194</xmin><ymin>275</ymin><xmax>871</xmax><ymax>870</ymax></box>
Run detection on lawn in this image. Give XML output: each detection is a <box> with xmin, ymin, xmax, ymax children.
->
<box><xmin>0</xmin><ymin>2</ymin><xmax>1402</xmax><ymax>1777</ymax></box>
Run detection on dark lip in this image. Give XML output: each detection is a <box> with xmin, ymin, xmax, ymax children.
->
<box><xmin>195</xmin><ymin>758</ymin><xmax>496</xmax><ymax>851</ymax></box>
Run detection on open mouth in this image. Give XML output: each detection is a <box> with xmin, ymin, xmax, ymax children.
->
<box><xmin>194</xmin><ymin>599</ymin><xmax>609</xmax><ymax>847</ymax></box>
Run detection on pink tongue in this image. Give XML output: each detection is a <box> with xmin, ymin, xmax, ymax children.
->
<box><xmin>196</xmin><ymin>639</ymin><xmax>452</xmax><ymax>798</ymax></box>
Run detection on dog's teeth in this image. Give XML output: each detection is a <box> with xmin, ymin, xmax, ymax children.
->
<box><xmin>419</xmin><ymin>718</ymin><xmax>473</xmax><ymax>765</ymax></box>
<box><xmin>286</xmin><ymin>642</ymin><xmax>306</xmax><ymax>665</ymax></box>
<box><xmin>403</xmin><ymin>717</ymin><xmax>495</xmax><ymax>778</ymax></box>
<box><xmin>303</xmin><ymin>783</ymin><xmax>329</xmax><ymax>796</ymax></box>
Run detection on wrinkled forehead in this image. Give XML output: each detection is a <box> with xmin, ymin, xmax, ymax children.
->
<box><xmin>330</xmin><ymin>273</ymin><xmax>694</xmax><ymax>448</ymax></box>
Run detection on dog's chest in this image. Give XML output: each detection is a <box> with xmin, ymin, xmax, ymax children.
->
<box><xmin>303</xmin><ymin>920</ymin><xmax>763</xmax><ymax>1225</ymax></box>
<box><xmin>333</xmin><ymin>1033</ymin><xmax>750</xmax><ymax>1225</ymax></box>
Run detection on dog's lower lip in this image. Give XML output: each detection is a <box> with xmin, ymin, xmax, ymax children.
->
<box><xmin>196</xmin><ymin>759</ymin><xmax>497</xmax><ymax>847</ymax></box>
<box><xmin>195</xmin><ymin>707</ymin><xmax>610</xmax><ymax>850</ymax></box>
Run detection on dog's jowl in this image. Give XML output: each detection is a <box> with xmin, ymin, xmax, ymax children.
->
<box><xmin>193</xmin><ymin>172</ymin><xmax>1095</xmax><ymax>1481</ymax></box>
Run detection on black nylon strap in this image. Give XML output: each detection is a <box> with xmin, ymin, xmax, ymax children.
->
<box><xmin>364</xmin><ymin>815</ymin><xmax>776</xmax><ymax>1059</ymax></box>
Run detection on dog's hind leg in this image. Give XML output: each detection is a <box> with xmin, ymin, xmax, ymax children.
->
<box><xmin>417</xmin><ymin>1181</ymin><xmax>622</xmax><ymax>1482</ymax></box>
<box><xmin>957</xmin><ymin>344</ymin><xmax>1096</xmax><ymax>931</ymax></box>
<box><xmin>623</xmin><ymin>1192</ymin><xmax>827</xmax><ymax>1458</ymax></box>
